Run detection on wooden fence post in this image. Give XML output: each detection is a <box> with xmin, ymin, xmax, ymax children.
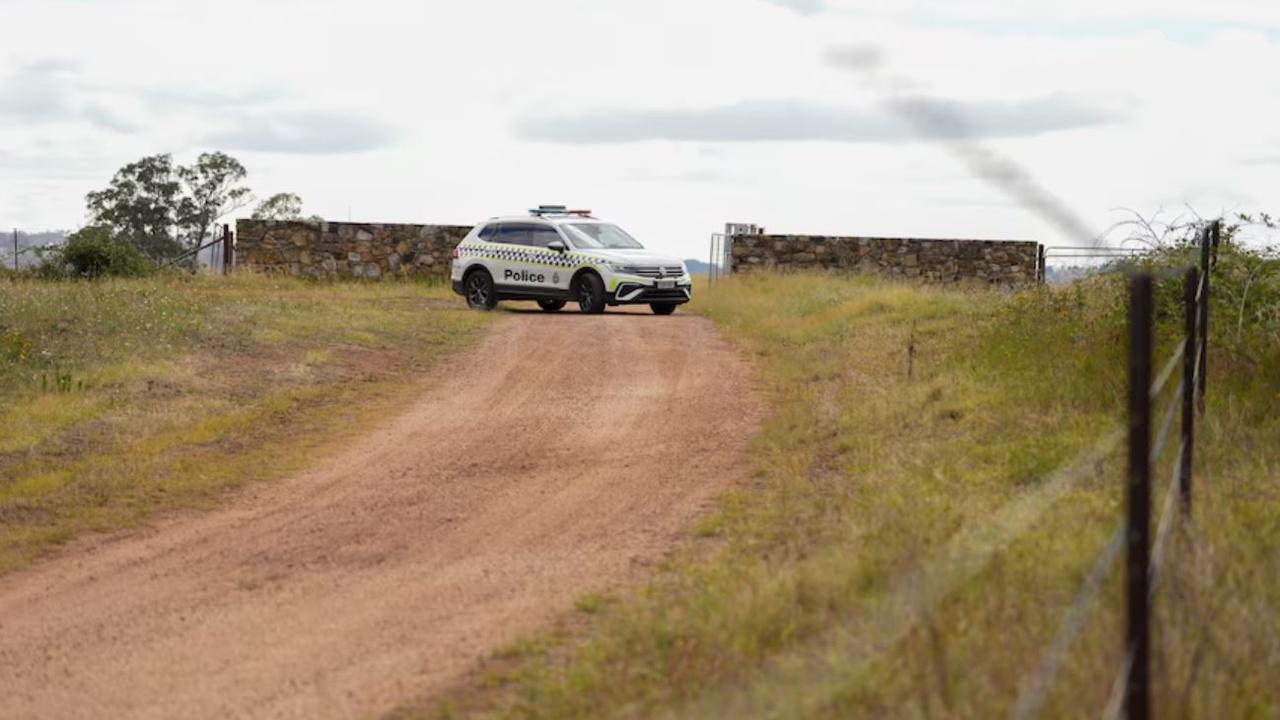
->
<box><xmin>1125</xmin><ymin>273</ymin><xmax>1153</xmax><ymax>720</ymax></box>
<box><xmin>222</xmin><ymin>224</ymin><xmax>233</xmax><ymax>274</ymax></box>
<box><xmin>1181</xmin><ymin>266</ymin><xmax>1198</xmax><ymax>513</ymax></box>
<box><xmin>1196</xmin><ymin>226</ymin><xmax>1211</xmax><ymax>408</ymax></box>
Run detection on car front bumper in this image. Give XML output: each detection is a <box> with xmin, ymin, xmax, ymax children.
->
<box><xmin>608</xmin><ymin>281</ymin><xmax>692</xmax><ymax>305</ymax></box>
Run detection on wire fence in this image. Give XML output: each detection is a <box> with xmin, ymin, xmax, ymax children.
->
<box><xmin>1011</xmin><ymin>219</ymin><xmax>1220</xmax><ymax>720</ymax></box>
<box><xmin>158</xmin><ymin>224</ymin><xmax>235</xmax><ymax>273</ymax></box>
<box><xmin>2</xmin><ymin>229</ymin><xmax>65</xmax><ymax>271</ymax></box>
<box><xmin>2</xmin><ymin>225</ymin><xmax>235</xmax><ymax>274</ymax></box>
<box><xmin>700</xmin><ymin>44</ymin><xmax>1234</xmax><ymax>718</ymax></box>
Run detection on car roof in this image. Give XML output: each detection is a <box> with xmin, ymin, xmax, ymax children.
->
<box><xmin>482</xmin><ymin>215</ymin><xmax>605</xmax><ymax>226</ymax></box>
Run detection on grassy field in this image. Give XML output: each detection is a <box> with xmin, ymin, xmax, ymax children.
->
<box><xmin>416</xmin><ymin>260</ymin><xmax>1278</xmax><ymax>718</ymax></box>
<box><xmin>0</xmin><ymin>273</ymin><xmax>492</xmax><ymax>574</ymax></box>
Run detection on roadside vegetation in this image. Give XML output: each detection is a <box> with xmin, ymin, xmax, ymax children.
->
<box><xmin>14</xmin><ymin>150</ymin><xmax>323</xmax><ymax>278</ymax></box>
<box><xmin>0</xmin><ymin>273</ymin><xmax>492</xmax><ymax>573</ymax></box>
<box><xmin>419</xmin><ymin>234</ymin><xmax>1279</xmax><ymax>718</ymax></box>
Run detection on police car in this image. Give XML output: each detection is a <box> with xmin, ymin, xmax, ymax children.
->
<box><xmin>450</xmin><ymin>206</ymin><xmax>692</xmax><ymax>314</ymax></box>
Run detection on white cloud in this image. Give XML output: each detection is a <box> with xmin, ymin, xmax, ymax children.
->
<box><xmin>205</xmin><ymin>112</ymin><xmax>401</xmax><ymax>155</ymax></box>
<box><xmin>820</xmin><ymin>0</ymin><xmax>1280</xmax><ymax>27</ymax></box>
<box><xmin>765</xmin><ymin>0</ymin><xmax>825</xmax><ymax>15</ymax></box>
<box><xmin>0</xmin><ymin>0</ymin><xmax>1277</xmax><ymax>254</ymax></box>
<box><xmin>0</xmin><ymin>59</ymin><xmax>138</xmax><ymax>132</ymax></box>
<box><xmin>518</xmin><ymin>95</ymin><xmax>1121</xmax><ymax>144</ymax></box>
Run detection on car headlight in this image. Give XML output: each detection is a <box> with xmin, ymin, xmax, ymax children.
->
<box><xmin>604</xmin><ymin>262</ymin><xmax>641</xmax><ymax>273</ymax></box>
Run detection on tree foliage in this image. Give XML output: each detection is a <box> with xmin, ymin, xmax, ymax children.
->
<box><xmin>86</xmin><ymin>154</ymin><xmax>185</xmax><ymax>260</ymax></box>
<box><xmin>38</xmin><ymin>225</ymin><xmax>155</xmax><ymax>279</ymax></box>
<box><xmin>252</xmin><ymin>192</ymin><xmax>305</xmax><ymax>221</ymax></box>
<box><xmin>85</xmin><ymin>152</ymin><xmax>252</xmax><ymax>261</ymax></box>
<box><xmin>251</xmin><ymin>192</ymin><xmax>323</xmax><ymax>222</ymax></box>
<box><xmin>178</xmin><ymin>152</ymin><xmax>252</xmax><ymax>250</ymax></box>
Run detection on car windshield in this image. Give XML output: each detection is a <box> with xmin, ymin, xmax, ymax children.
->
<box><xmin>562</xmin><ymin>223</ymin><xmax>644</xmax><ymax>250</ymax></box>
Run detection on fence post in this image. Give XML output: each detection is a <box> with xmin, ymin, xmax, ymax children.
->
<box><xmin>228</xmin><ymin>224</ymin><xmax>235</xmax><ymax>273</ymax></box>
<box><xmin>1125</xmin><ymin>273</ymin><xmax>1153</xmax><ymax>720</ymax></box>
<box><xmin>1196</xmin><ymin>226</ymin><xmax>1211</xmax><ymax>409</ymax></box>
<box><xmin>1181</xmin><ymin>267</ymin><xmax>1197</xmax><ymax>514</ymax></box>
<box><xmin>1211</xmin><ymin>219</ymin><xmax>1221</xmax><ymax>266</ymax></box>
<box><xmin>221</xmin><ymin>224</ymin><xmax>232</xmax><ymax>274</ymax></box>
<box><xmin>1038</xmin><ymin>244</ymin><xmax>1046</xmax><ymax>284</ymax></box>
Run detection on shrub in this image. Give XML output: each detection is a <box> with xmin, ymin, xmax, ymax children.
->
<box><xmin>40</xmin><ymin>226</ymin><xmax>155</xmax><ymax>279</ymax></box>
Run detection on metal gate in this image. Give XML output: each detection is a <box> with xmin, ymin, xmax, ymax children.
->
<box><xmin>707</xmin><ymin>233</ymin><xmax>733</xmax><ymax>286</ymax></box>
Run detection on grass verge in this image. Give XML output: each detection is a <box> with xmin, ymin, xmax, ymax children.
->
<box><xmin>0</xmin><ymin>273</ymin><xmax>492</xmax><ymax>574</ymax></box>
<box><xmin>410</xmin><ymin>267</ymin><xmax>1278</xmax><ymax>719</ymax></box>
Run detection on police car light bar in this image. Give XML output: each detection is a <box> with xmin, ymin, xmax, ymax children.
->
<box><xmin>529</xmin><ymin>205</ymin><xmax>593</xmax><ymax>217</ymax></box>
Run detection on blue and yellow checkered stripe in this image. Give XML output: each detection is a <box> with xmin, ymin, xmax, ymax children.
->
<box><xmin>458</xmin><ymin>243</ymin><xmax>596</xmax><ymax>270</ymax></box>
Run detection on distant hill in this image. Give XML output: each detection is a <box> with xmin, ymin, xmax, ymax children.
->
<box><xmin>684</xmin><ymin>259</ymin><xmax>712</xmax><ymax>274</ymax></box>
<box><xmin>3</xmin><ymin>229</ymin><xmax>67</xmax><ymax>248</ymax></box>
<box><xmin>1</xmin><ymin>229</ymin><xmax>68</xmax><ymax>269</ymax></box>
<box><xmin>1045</xmin><ymin>265</ymin><xmax>1101</xmax><ymax>285</ymax></box>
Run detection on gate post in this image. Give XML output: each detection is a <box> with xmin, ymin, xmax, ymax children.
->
<box><xmin>222</xmin><ymin>224</ymin><xmax>233</xmax><ymax>274</ymax></box>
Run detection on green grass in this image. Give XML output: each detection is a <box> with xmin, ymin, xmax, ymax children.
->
<box><xmin>0</xmin><ymin>273</ymin><xmax>492</xmax><ymax>573</ymax></box>
<box><xmin>410</xmin><ymin>266</ymin><xmax>1279</xmax><ymax>719</ymax></box>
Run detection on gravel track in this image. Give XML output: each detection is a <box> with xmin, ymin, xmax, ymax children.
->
<box><xmin>0</xmin><ymin>306</ymin><xmax>758</xmax><ymax>719</ymax></box>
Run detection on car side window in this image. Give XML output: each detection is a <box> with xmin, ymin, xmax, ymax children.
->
<box><xmin>489</xmin><ymin>223</ymin><xmax>519</xmax><ymax>246</ymax></box>
<box><xmin>529</xmin><ymin>226</ymin><xmax>563</xmax><ymax>248</ymax></box>
<box><xmin>477</xmin><ymin>223</ymin><xmax>498</xmax><ymax>241</ymax></box>
<box><xmin>499</xmin><ymin>223</ymin><xmax>534</xmax><ymax>246</ymax></box>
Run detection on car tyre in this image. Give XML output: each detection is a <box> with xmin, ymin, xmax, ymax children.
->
<box><xmin>650</xmin><ymin>303</ymin><xmax>677</xmax><ymax>316</ymax></box>
<box><xmin>464</xmin><ymin>269</ymin><xmax>497</xmax><ymax>311</ymax></box>
<box><xmin>537</xmin><ymin>299</ymin><xmax>566</xmax><ymax>312</ymax></box>
<box><xmin>575</xmin><ymin>273</ymin><xmax>606</xmax><ymax>314</ymax></box>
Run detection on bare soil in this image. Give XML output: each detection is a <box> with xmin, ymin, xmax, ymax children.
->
<box><xmin>0</xmin><ymin>306</ymin><xmax>758</xmax><ymax>720</ymax></box>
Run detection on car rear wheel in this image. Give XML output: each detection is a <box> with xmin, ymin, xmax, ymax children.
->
<box><xmin>537</xmin><ymin>299</ymin><xmax>566</xmax><ymax>312</ymax></box>
<box><xmin>575</xmin><ymin>273</ymin><xmax>606</xmax><ymax>314</ymax></box>
<box><xmin>650</xmin><ymin>303</ymin><xmax>677</xmax><ymax>316</ymax></box>
<box><xmin>464</xmin><ymin>269</ymin><xmax>497</xmax><ymax>311</ymax></box>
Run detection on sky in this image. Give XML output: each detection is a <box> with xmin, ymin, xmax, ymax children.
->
<box><xmin>2</xmin><ymin>0</ymin><xmax>1279</xmax><ymax>259</ymax></box>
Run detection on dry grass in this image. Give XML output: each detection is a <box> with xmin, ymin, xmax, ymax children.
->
<box><xmin>0</xmin><ymin>273</ymin><xmax>492</xmax><ymax>573</ymax></box>
<box><xmin>410</xmin><ymin>270</ymin><xmax>1278</xmax><ymax>719</ymax></box>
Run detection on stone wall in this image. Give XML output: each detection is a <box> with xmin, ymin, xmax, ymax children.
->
<box><xmin>730</xmin><ymin>234</ymin><xmax>1041</xmax><ymax>286</ymax></box>
<box><xmin>234</xmin><ymin>220</ymin><xmax>471</xmax><ymax>279</ymax></box>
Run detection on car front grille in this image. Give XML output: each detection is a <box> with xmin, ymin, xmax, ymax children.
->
<box><xmin>638</xmin><ymin>288</ymin><xmax>690</xmax><ymax>301</ymax></box>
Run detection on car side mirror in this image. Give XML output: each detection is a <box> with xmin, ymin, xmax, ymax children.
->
<box><xmin>547</xmin><ymin>240</ymin><xmax>567</xmax><ymax>253</ymax></box>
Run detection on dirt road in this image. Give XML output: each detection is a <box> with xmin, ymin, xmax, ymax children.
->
<box><xmin>0</xmin><ymin>307</ymin><xmax>758</xmax><ymax>719</ymax></box>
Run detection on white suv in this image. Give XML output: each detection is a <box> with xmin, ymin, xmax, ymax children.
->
<box><xmin>449</xmin><ymin>207</ymin><xmax>692</xmax><ymax>314</ymax></box>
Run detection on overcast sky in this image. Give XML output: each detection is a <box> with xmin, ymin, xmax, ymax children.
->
<box><xmin>2</xmin><ymin>0</ymin><xmax>1278</xmax><ymax>258</ymax></box>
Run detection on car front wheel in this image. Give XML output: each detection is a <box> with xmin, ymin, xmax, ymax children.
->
<box><xmin>464</xmin><ymin>270</ymin><xmax>497</xmax><ymax>311</ymax></box>
<box><xmin>575</xmin><ymin>273</ymin><xmax>606</xmax><ymax>314</ymax></box>
<box><xmin>650</xmin><ymin>303</ymin><xmax>677</xmax><ymax>316</ymax></box>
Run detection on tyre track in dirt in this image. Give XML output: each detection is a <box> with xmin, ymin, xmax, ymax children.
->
<box><xmin>0</xmin><ymin>307</ymin><xmax>759</xmax><ymax>720</ymax></box>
